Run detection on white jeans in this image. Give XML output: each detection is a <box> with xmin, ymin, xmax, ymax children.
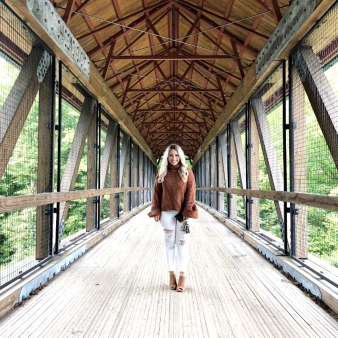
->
<box><xmin>160</xmin><ymin>211</ymin><xmax>192</xmax><ymax>273</ymax></box>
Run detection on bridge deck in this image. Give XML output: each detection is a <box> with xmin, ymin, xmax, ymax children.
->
<box><xmin>0</xmin><ymin>207</ymin><xmax>338</xmax><ymax>337</ymax></box>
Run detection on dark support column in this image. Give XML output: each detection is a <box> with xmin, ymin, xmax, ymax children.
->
<box><xmin>291</xmin><ymin>58</ymin><xmax>308</xmax><ymax>259</ymax></box>
<box><xmin>55</xmin><ymin>61</ymin><xmax>62</xmax><ymax>254</ymax></box>
<box><xmin>215</xmin><ymin>137</ymin><xmax>220</xmax><ymax>211</ymax></box>
<box><xmin>218</xmin><ymin>130</ymin><xmax>227</xmax><ymax>213</ymax></box>
<box><xmin>227</xmin><ymin>124</ymin><xmax>232</xmax><ymax>217</ymax></box>
<box><xmin>245</xmin><ymin>103</ymin><xmax>252</xmax><ymax>230</ymax></box>
<box><xmin>96</xmin><ymin>105</ymin><xmax>101</xmax><ymax>229</ymax></box>
<box><xmin>282</xmin><ymin>59</ymin><xmax>289</xmax><ymax>254</ymax></box>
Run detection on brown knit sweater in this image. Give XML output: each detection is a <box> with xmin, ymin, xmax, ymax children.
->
<box><xmin>148</xmin><ymin>163</ymin><xmax>198</xmax><ymax>219</ymax></box>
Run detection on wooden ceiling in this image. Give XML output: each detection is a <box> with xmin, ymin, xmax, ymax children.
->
<box><xmin>51</xmin><ymin>0</ymin><xmax>292</xmax><ymax>160</ymax></box>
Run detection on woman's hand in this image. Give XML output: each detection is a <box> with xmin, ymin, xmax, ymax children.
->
<box><xmin>154</xmin><ymin>215</ymin><xmax>160</xmax><ymax>222</ymax></box>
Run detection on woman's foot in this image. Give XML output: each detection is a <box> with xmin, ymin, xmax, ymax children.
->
<box><xmin>177</xmin><ymin>276</ymin><xmax>186</xmax><ymax>292</ymax></box>
<box><xmin>169</xmin><ymin>273</ymin><xmax>177</xmax><ymax>290</ymax></box>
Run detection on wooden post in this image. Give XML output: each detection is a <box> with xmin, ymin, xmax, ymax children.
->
<box><xmin>36</xmin><ymin>60</ymin><xmax>53</xmax><ymax>259</ymax></box>
<box><xmin>251</xmin><ymin>109</ymin><xmax>260</xmax><ymax>232</ymax></box>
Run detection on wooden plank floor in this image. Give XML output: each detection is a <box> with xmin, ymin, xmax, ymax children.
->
<box><xmin>1</xmin><ymin>207</ymin><xmax>338</xmax><ymax>337</ymax></box>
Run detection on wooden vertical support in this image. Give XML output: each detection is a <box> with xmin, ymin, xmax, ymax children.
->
<box><xmin>210</xmin><ymin>143</ymin><xmax>217</xmax><ymax>208</ymax></box>
<box><xmin>144</xmin><ymin>156</ymin><xmax>149</xmax><ymax>203</ymax></box>
<box><xmin>218</xmin><ymin>131</ymin><xmax>227</xmax><ymax>212</ymax></box>
<box><xmin>201</xmin><ymin>155</ymin><xmax>204</xmax><ymax>204</ymax></box>
<box><xmin>122</xmin><ymin>137</ymin><xmax>131</xmax><ymax>212</ymax></box>
<box><xmin>230</xmin><ymin>131</ymin><xmax>238</xmax><ymax>219</ymax></box>
<box><xmin>135</xmin><ymin>147</ymin><xmax>140</xmax><ymax>207</ymax></box>
<box><xmin>196</xmin><ymin>160</ymin><xmax>200</xmax><ymax>202</ymax></box>
<box><xmin>143</xmin><ymin>157</ymin><xmax>147</xmax><ymax>203</ymax></box>
<box><xmin>0</xmin><ymin>46</ymin><xmax>45</xmax><ymax>179</ymax></box>
<box><xmin>139</xmin><ymin>153</ymin><xmax>144</xmax><ymax>205</ymax></box>
<box><xmin>59</xmin><ymin>96</ymin><xmax>95</xmax><ymax>226</ymax></box>
<box><xmin>250</xmin><ymin>108</ymin><xmax>260</xmax><ymax>232</ymax></box>
<box><xmin>206</xmin><ymin>151</ymin><xmax>210</xmax><ymax>205</ymax></box>
<box><xmin>292</xmin><ymin>65</ymin><xmax>308</xmax><ymax>258</ymax></box>
<box><xmin>110</xmin><ymin>125</ymin><xmax>119</xmax><ymax>219</ymax></box>
<box><xmin>86</xmin><ymin>113</ymin><xmax>97</xmax><ymax>232</ymax></box>
<box><xmin>219</xmin><ymin>130</ymin><xmax>228</xmax><ymax>212</ymax></box>
<box><xmin>36</xmin><ymin>60</ymin><xmax>53</xmax><ymax>260</ymax></box>
<box><xmin>131</xmin><ymin>143</ymin><xmax>138</xmax><ymax>208</ymax></box>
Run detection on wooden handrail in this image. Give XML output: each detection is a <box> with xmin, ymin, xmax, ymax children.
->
<box><xmin>0</xmin><ymin>187</ymin><xmax>151</xmax><ymax>212</ymax></box>
<box><xmin>1</xmin><ymin>186</ymin><xmax>336</xmax><ymax>213</ymax></box>
<box><xmin>197</xmin><ymin>187</ymin><xmax>338</xmax><ymax>212</ymax></box>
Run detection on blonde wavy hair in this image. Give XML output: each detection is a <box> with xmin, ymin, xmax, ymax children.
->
<box><xmin>157</xmin><ymin>144</ymin><xmax>189</xmax><ymax>183</ymax></box>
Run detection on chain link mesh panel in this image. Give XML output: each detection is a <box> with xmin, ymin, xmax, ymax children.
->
<box><xmin>291</xmin><ymin>3</ymin><xmax>338</xmax><ymax>283</ymax></box>
<box><xmin>0</xmin><ymin>3</ymin><xmax>53</xmax><ymax>287</ymax></box>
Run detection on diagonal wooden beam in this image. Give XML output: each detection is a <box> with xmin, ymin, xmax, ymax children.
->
<box><xmin>270</xmin><ymin>0</ymin><xmax>282</xmax><ymax>23</ymax></box>
<box><xmin>177</xmin><ymin>0</ymin><xmax>270</xmax><ymax>39</ymax></box>
<box><xmin>102</xmin><ymin>40</ymin><xmax>115</xmax><ymax>79</ymax></box>
<box><xmin>0</xmin><ymin>47</ymin><xmax>45</xmax><ymax>179</ymax></box>
<box><xmin>71</xmin><ymin>0</ymin><xmax>92</xmax><ymax>19</ymax></box>
<box><xmin>294</xmin><ymin>47</ymin><xmax>338</xmax><ymax>170</ymax></box>
<box><xmin>126</xmin><ymin>88</ymin><xmax>223</xmax><ymax>92</ymax></box>
<box><xmin>62</xmin><ymin>0</ymin><xmax>77</xmax><ymax>25</ymax></box>
<box><xmin>146</xmin><ymin>18</ymin><xmax>171</xmax><ymax>55</ymax></box>
<box><xmin>175</xmin><ymin>0</ymin><xmax>258</xmax><ymax>57</ymax></box>
<box><xmin>87</xmin><ymin>2</ymin><xmax>171</xmax><ymax>58</ymax></box>
<box><xmin>77</xmin><ymin>0</ymin><xmax>172</xmax><ymax>40</ymax></box>
<box><xmin>59</xmin><ymin>97</ymin><xmax>96</xmax><ymax>226</ymax></box>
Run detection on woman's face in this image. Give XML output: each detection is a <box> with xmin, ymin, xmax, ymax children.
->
<box><xmin>168</xmin><ymin>148</ymin><xmax>180</xmax><ymax>165</ymax></box>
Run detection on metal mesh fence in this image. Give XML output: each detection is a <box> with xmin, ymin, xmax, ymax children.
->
<box><xmin>291</xmin><ymin>3</ymin><xmax>338</xmax><ymax>282</ymax></box>
<box><xmin>58</xmin><ymin>65</ymin><xmax>93</xmax><ymax>243</ymax></box>
<box><xmin>0</xmin><ymin>2</ymin><xmax>157</xmax><ymax>289</ymax></box>
<box><xmin>99</xmin><ymin>126</ymin><xmax>111</xmax><ymax>221</ymax></box>
<box><xmin>251</xmin><ymin>64</ymin><xmax>286</xmax><ymax>239</ymax></box>
<box><xmin>194</xmin><ymin>3</ymin><xmax>338</xmax><ymax>285</ymax></box>
<box><xmin>0</xmin><ymin>4</ymin><xmax>53</xmax><ymax>287</ymax></box>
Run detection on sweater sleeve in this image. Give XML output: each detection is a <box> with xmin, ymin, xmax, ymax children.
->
<box><xmin>182</xmin><ymin>169</ymin><xmax>198</xmax><ymax>219</ymax></box>
<box><xmin>147</xmin><ymin>175</ymin><xmax>162</xmax><ymax>218</ymax></box>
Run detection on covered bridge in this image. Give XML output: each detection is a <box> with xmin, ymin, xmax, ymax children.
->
<box><xmin>1</xmin><ymin>0</ymin><xmax>338</xmax><ymax>336</ymax></box>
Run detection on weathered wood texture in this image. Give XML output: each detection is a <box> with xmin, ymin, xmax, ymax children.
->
<box><xmin>193</xmin><ymin>0</ymin><xmax>336</xmax><ymax>163</ymax></box>
<box><xmin>0</xmin><ymin>207</ymin><xmax>337</xmax><ymax>337</ymax></box>
<box><xmin>36</xmin><ymin>64</ymin><xmax>54</xmax><ymax>259</ymax></box>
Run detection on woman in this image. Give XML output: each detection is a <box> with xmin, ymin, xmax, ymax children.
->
<box><xmin>148</xmin><ymin>144</ymin><xmax>198</xmax><ymax>292</ymax></box>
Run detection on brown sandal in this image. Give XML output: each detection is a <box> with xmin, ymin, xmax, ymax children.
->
<box><xmin>169</xmin><ymin>273</ymin><xmax>177</xmax><ymax>290</ymax></box>
<box><xmin>177</xmin><ymin>276</ymin><xmax>186</xmax><ymax>292</ymax></box>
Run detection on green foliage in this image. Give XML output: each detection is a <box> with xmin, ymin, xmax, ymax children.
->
<box><xmin>0</xmin><ymin>233</ymin><xmax>16</xmax><ymax>265</ymax></box>
<box><xmin>259</xmin><ymin>199</ymin><xmax>281</xmax><ymax>237</ymax></box>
